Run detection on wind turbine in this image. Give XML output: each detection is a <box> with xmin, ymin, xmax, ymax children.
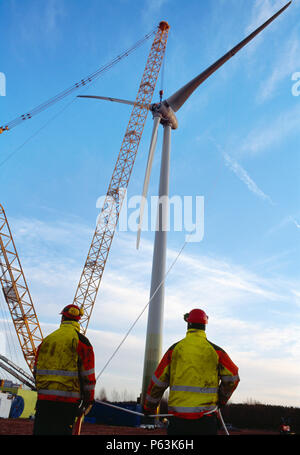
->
<box><xmin>138</xmin><ymin>1</ymin><xmax>291</xmax><ymax>404</ymax></box>
<box><xmin>78</xmin><ymin>1</ymin><xmax>291</xmax><ymax>404</ymax></box>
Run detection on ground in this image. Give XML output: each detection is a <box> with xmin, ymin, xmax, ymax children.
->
<box><xmin>0</xmin><ymin>418</ymin><xmax>280</xmax><ymax>435</ymax></box>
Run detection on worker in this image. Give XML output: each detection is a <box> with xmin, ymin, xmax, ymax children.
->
<box><xmin>33</xmin><ymin>304</ymin><xmax>96</xmax><ymax>435</ymax></box>
<box><xmin>143</xmin><ymin>309</ymin><xmax>240</xmax><ymax>435</ymax></box>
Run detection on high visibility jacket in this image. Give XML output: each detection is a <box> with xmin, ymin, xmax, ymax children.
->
<box><xmin>144</xmin><ymin>329</ymin><xmax>239</xmax><ymax>419</ymax></box>
<box><xmin>33</xmin><ymin>320</ymin><xmax>96</xmax><ymax>404</ymax></box>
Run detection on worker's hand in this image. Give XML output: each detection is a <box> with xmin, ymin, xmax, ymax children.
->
<box><xmin>77</xmin><ymin>400</ymin><xmax>94</xmax><ymax>416</ymax></box>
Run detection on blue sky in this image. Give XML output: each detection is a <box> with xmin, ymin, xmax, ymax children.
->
<box><xmin>0</xmin><ymin>0</ymin><xmax>299</xmax><ymax>407</ymax></box>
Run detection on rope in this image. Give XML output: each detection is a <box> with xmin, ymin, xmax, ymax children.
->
<box><xmin>96</xmin><ymin>399</ymin><xmax>218</xmax><ymax>419</ymax></box>
<box><xmin>217</xmin><ymin>409</ymin><xmax>229</xmax><ymax>435</ymax></box>
<box><xmin>96</xmin><ymin>400</ymin><xmax>229</xmax><ymax>434</ymax></box>
<box><xmin>160</xmin><ymin>46</ymin><xmax>166</xmax><ymax>95</ymax></box>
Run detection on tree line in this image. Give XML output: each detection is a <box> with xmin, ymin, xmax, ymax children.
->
<box><xmin>221</xmin><ymin>402</ymin><xmax>300</xmax><ymax>432</ymax></box>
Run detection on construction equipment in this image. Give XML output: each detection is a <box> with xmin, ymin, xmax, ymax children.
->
<box><xmin>73</xmin><ymin>21</ymin><xmax>170</xmax><ymax>334</ymax></box>
<box><xmin>0</xmin><ymin>354</ymin><xmax>35</xmax><ymax>390</ymax></box>
<box><xmin>0</xmin><ymin>204</ymin><xmax>43</xmax><ymax>372</ymax></box>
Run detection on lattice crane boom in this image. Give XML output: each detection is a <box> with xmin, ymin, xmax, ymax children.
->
<box><xmin>73</xmin><ymin>21</ymin><xmax>170</xmax><ymax>334</ymax></box>
<box><xmin>0</xmin><ymin>204</ymin><xmax>43</xmax><ymax>372</ymax></box>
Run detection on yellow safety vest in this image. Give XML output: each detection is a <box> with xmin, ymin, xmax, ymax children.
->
<box><xmin>144</xmin><ymin>329</ymin><xmax>239</xmax><ymax>419</ymax></box>
<box><xmin>34</xmin><ymin>320</ymin><xmax>95</xmax><ymax>403</ymax></box>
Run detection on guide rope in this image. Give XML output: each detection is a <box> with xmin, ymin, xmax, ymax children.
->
<box><xmin>96</xmin><ymin>400</ymin><xmax>229</xmax><ymax>434</ymax></box>
<box><xmin>96</xmin><ymin>399</ymin><xmax>218</xmax><ymax>419</ymax></box>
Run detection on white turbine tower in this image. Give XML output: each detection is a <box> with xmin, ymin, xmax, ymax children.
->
<box><xmin>78</xmin><ymin>1</ymin><xmax>291</xmax><ymax>405</ymax></box>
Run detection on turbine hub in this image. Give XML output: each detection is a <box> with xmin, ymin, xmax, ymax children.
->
<box><xmin>151</xmin><ymin>101</ymin><xmax>178</xmax><ymax>129</ymax></box>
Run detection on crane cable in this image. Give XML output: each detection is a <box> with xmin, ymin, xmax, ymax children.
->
<box><xmin>159</xmin><ymin>44</ymin><xmax>166</xmax><ymax>102</ymax></box>
<box><xmin>0</xmin><ymin>26</ymin><xmax>157</xmax><ymax>134</ymax></box>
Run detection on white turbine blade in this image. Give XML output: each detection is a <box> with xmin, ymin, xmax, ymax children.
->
<box><xmin>166</xmin><ymin>1</ymin><xmax>291</xmax><ymax>112</ymax></box>
<box><xmin>77</xmin><ymin>95</ymin><xmax>135</xmax><ymax>105</ymax></box>
<box><xmin>136</xmin><ymin>116</ymin><xmax>161</xmax><ymax>249</ymax></box>
<box><xmin>77</xmin><ymin>95</ymin><xmax>150</xmax><ymax>109</ymax></box>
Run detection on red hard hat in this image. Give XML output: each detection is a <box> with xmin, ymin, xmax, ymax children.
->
<box><xmin>60</xmin><ymin>304</ymin><xmax>84</xmax><ymax>321</ymax></box>
<box><xmin>184</xmin><ymin>309</ymin><xmax>208</xmax><ymax>324</ymax></box>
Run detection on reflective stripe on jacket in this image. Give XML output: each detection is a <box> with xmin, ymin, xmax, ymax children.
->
<box><xmin>144</xmin><ymin>329</ymin><xmax>239</xmax><ymax>419</ymax></box>
<box><xmin>34</xmin><ymin>320</ymin><xmax>96</xmax><ymax>404</ymax></box>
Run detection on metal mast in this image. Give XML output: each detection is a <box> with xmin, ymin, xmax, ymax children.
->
<box><xmin>0</xmin><ymin>204</ymin><xmax>43</xmax><ymax>372</ymax></box>
<box><xmin>140</xmin><ymin>122</ymin><xmax>172</xmax><ymax>403</ymax></box>
<box><xmin>73</xmin><ymin>21</ymin><xmax>170</xmax><ymax>334</ymax></box>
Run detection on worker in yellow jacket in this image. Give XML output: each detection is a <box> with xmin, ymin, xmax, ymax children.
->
<box><xmin>143</xmin><ymin>309</ymin><xmax>239</xmax><ymax>435</ymax></box>
<box><xmin>33</xmin><ymin>304</ymin><xmax>96</xmax><ymax>435</ymax></box>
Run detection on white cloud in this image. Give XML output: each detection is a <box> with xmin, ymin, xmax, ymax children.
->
<box><xmin>44</xmin><ymin>0</ymin><xmax>65</xmax><ymax>34</ymax></box>
<box><xmin>141</xmin><ymin>0</ymin><xmax>169</xmax><ymax>28</ymax></box>
<box><xmin>257</xmin><ymin>33</ymin><xmax>300</xmax><ymax>102</ymax></box>
<box><xmin>208</xmin><ymin>137</ymin><xmax>275</xmax><ymax>203</ymax></box>
<box><xmin>245</xmin><ymin>0</ymin><xmax>290</xmax><ymax>36</ymax></box>
<box><xmin>231</xmin><ymin>102</ymin><xmax>300</xmax><ymax>158</ymax></box>
<box><xmin>223</xmin><ymin>152</ymin><xmax>274</xmax><ymax>204</ymax></box>
<box><xmin>290</xmin><ymin>216</ymin><xmax>300</xmax><ymax>229</ymax></box>
<box><xmin>241</xmin><ymin>0</ymin><xmax>299</xmax><ymax>118</ymax></box>
<box><xmin>291</xmin><ymin>289</ymin><xmax>300</xmax><ymax>308</ymax></box>
<box><xmin>235</xmin><ymin>355</ymin><xmax>300</xmax><ymax>406</ymax></box>
<box><xmin>267</xmin><ymin>215</ymin><xmax>300</xmax><ymax>236</ymax></box>
<box><xmin>11</xmin><ymin>0</ymin><xmax>65</xmax><ymax>48</ymax></box>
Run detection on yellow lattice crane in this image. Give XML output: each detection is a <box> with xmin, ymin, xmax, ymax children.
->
<box><xmin>0</xmin><ymin>204</ymin><xmax>43</xmax><ymax>372</ymax></box>
<box><xmin>73</xmin><ymin>21</ymin><xmax>170</xmax><ymax>334</ymax></box>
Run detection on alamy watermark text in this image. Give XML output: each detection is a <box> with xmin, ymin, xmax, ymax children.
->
<box><xmin>96</xmin><ymin>190</ymin><xmax>204</xmax><ymax>243</ymax></box>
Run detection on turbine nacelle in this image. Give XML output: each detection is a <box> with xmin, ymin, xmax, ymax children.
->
<box><xmin>150</xmin><ymin>101</ymin><xmax>178</xmax><ymax>130</ymax></box>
